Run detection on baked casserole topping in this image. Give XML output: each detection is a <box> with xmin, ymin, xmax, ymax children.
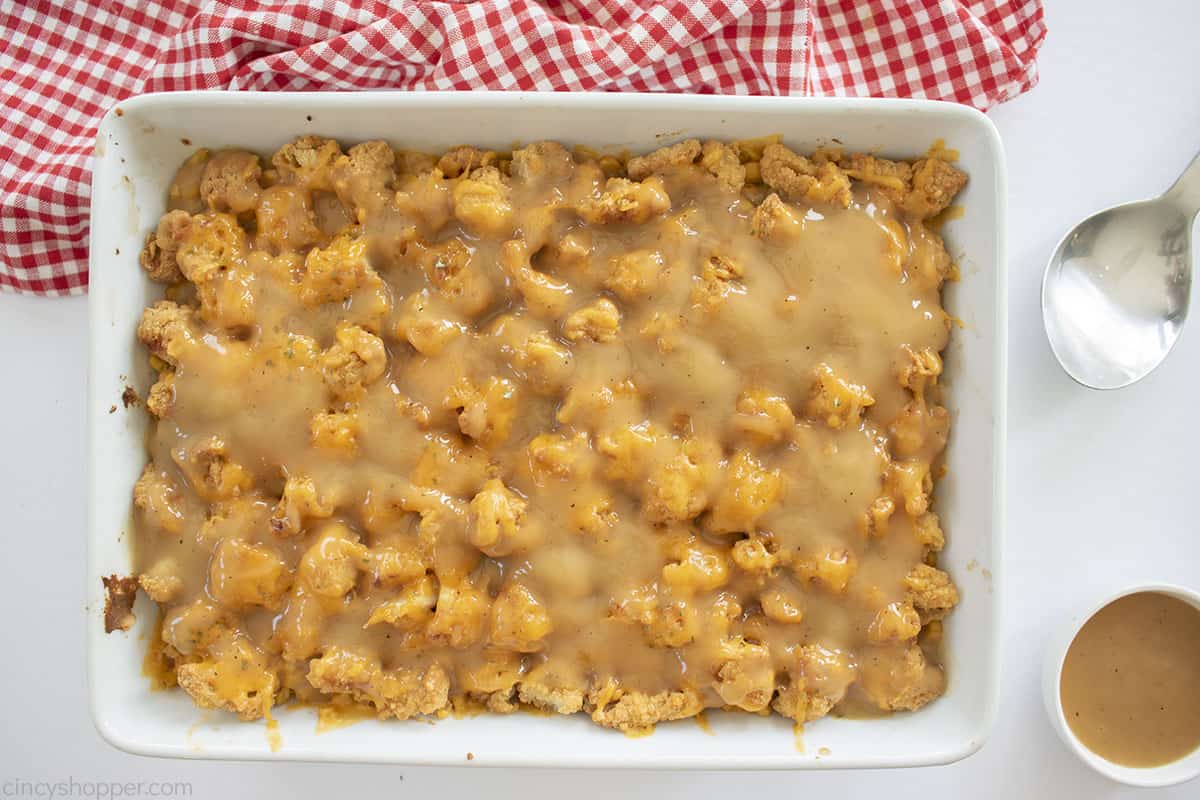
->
<box><xmin>129</xmin><ymin>134</ymin><xmax>965</xmax><ymax>733</ymax></box>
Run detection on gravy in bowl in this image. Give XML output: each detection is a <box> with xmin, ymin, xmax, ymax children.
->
<box><xmin>1060</xmin><ymin>591</ymin><xmax>1200</xmax><ymax>768</ymax></box>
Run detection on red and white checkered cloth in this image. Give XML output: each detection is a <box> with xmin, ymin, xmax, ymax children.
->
<box><xmin>0</xmin><ymin>0</ymin><xmax>1044</xmax><ymax>296</ymax></box>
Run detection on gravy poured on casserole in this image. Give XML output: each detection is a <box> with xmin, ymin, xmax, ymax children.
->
<box><xmin>129</xmin><ymin>135</ymin><xmax>965</xmax><ymax>733</ymax></box>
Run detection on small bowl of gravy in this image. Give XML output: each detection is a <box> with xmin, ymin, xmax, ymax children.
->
<box><xmin>1044</xmin><ymin>584</ymin><xmax>1200</xmax><ymax>787</ymax></box>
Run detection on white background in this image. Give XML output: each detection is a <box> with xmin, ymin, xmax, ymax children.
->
<box><xmin>2</xmin><ymin>2</ymin><xmax>1199</xmax><ymax>796</ymax></box>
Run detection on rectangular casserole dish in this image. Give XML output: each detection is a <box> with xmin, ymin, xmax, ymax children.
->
<box><xmin>87</xmin><ymin>91</ymin><xmax>1005</xmax><ymax>768</ymax></box>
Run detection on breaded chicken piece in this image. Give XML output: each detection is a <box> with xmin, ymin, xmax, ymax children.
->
<box><xmin>904</xmin><ymin>563</ymin><xmax>959</xmax><ymax>622</ymax></box>
<box><xmin>136</xmin><ymin>300</ymin><xmax>195</xmax><ymax>366</ymax></box>
<box><xmin>859</xmin><ymin>643</ymin><xmax>944</xmax><ymax>712</ymax></box>
<box><xmin>626</xmin><ymin>139</ymin><xmax>701</xmax><ymax>180</ymax></box>
<box><xmin>578</xmin><ymin>177</ymin><xmax>671</xmax><ymax>225</ymax></box>
<box><xmin>510</xmin><ymin>141</ymin><xmax>574</xmax><ymax>185</ymax></box>
<box><xmin>139</xmin><ymin>210</ymin><xmax>192</xmax><ymax>283</ymax></box>
<box><xmin>904</xmin><ymin>158</ymin><xmax>967</xmax><ymax>219</ymax></box>
<box><xmin>176</xmin><ymin>629</ymin><xmax>279</xmax><ymax>721</ymax></box>
<box><xmin>272</xmin><ymin>135</ymin><xmax>342</xmax><ymax>190</ymax></box>
<box><xmin>199</xmin><ymin>149</ymin><xmax>262</xmax><ymax>214</ymax></box>
<box><xmin>437</xmin><ymin>145</ymin><xmax>499</xmax><ymax>179</ymax></box>
<box><xmin>699</xmin><ymin>140</ymin><xmax>746</xmax><ymax>193</ymax></box>
<box><xmin>332</xmin><ymin>140</ymin><xmax>397</xmax><ymax>215</ymax></box>
<box><xmin>771</xmin><ymin>643</ymin><xmax>858</xmax><ymax>722</ymax></box>
<box><xmin>761</xmin><ymin>143</ymin><xmax>852</xmax><ymax>207</ymax></box>
<box><xmin>306</xmin><ymin>647</ymin><xmax>451</xmax><ymax>720</ymax></box>
<box><xmin>587</xmin><ymin>680</ymin><xmax>704</xmax><ymax>733</ymax></box>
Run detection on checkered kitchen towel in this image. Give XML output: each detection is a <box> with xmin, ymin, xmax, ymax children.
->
<box><xmin>0</xmin><ymin>0</ymin><xmax>1044</xmax><ymax>296</ymax></box>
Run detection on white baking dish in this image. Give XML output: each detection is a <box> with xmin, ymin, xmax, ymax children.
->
<box><xmin>87</xmin><ymin>91</ymin><xmax>1006</xmax><ymax>768</ymax></box>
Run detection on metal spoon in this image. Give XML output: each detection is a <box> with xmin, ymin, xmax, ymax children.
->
<box><xmin>1042</xmin><ymin>152</ymin><xmax>1200</xmax><ymax>389</ymax></box>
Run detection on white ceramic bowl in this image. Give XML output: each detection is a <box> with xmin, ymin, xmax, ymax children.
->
<box><xmin>1042</xmin><ymin>584</ymin><xmax>1200</xmax><ymax>787</ymax></box>
<box><xmin>88</xmin><ymin>91</ymin><xmax>1007</xmax><ymax>767</ymax></box>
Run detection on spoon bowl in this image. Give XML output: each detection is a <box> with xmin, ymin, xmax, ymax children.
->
<box><xmin>1042</xmin><ymin>154</ymin><xmax>1199</xmax><ymax>390</ymax></box>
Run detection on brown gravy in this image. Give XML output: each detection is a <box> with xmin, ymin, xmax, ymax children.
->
<box><xmin>128</xmin><ymin>135</ymin><xmax>968</xmax><ymax>733</ymax></box>
<box><xmin>1060</xmin><ymin>591</ymin><xmax>1200</xmax><ymax>767</ymax></box>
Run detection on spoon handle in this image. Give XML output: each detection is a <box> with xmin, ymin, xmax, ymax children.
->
<box><xmin>1164</xmin><ymin>151</ymin><xmax>1200</xmax><ymax>217</ymax></box>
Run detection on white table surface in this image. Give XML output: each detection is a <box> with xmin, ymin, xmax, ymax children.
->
<box><xmin>2</xmin><ymin>2</ymin><xmax>1198</xmax><ymax>796</ymax></box>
